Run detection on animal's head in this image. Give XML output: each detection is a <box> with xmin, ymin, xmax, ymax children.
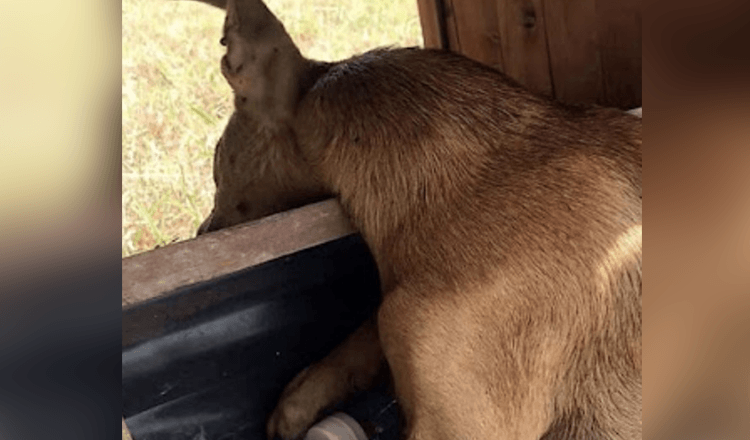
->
<box><xmin>196</xmin><ymin>0</ymin><xmax>331</xmax><ymax>235</ymax></box>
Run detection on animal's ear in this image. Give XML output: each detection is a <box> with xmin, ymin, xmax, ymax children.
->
<box><xmin>220</xmin><ymin>0</ymin><xmax>307</xmax><ymax>125</ymax></box>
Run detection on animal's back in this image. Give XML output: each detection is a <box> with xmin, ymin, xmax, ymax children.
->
<box><xmin>296</xmin><ymin>47</ymin><xmax>641</xmax><ymax>287</ymax></box>
<box><xmin>296</xmin><ymin>47</ymin><xmax>642</xmax><ymax>439</ymax></box>
<box><xmin>207</xmin><ymin>2</ymin><xmax>641</xmax><ymax>437</ymax></box>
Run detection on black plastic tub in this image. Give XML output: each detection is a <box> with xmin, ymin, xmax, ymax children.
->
<box><xmin>122</xmin><ymin>201</ymin><xmax>401</xmax><ymax>440</ymax></box>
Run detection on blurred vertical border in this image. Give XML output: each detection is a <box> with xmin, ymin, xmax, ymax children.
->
<box><xmin>0</xmin><ymin>1</ymin><xmax>122</xmax><ymax>439</ymax></box>
<box><xmin>645</xmin><ymin>0</ymin><xmax>750</xmax><ymax>438</ymax></box>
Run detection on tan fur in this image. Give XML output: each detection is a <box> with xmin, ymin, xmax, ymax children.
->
<box><xmin>198</xmin><ymin>110</ymin><xmax>328</xmax><ymax>234</ymax></box>
<box><xmin>198</xmin><ymin>1</ymin><xmax>642</xmax><ymax>439</ymax></box>
<box><xmin>196</xmin><ymin>0</ymin><xmax>329</xmax><ymax>234</ymax></box>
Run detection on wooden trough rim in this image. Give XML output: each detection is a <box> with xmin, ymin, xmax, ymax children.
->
<box><xmin>121</xmin><ymin>198</ymin><xmax>355</xmax><ymax>308</ymax></box>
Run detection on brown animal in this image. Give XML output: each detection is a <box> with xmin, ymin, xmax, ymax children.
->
<box><xmin>196</xmin><ymin>1</ymin><xmax>642</xmax><ymax>439</ymax></box>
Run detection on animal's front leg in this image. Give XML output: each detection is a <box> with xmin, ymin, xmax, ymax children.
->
<box><xmin>267</xmin><ymin>317</ymin><xmax>385</xmax><ymax>440</ymax></box>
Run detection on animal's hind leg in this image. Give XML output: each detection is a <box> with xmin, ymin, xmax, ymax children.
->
<box><xmin>267</xmin><ymin>317</ymin><xmax>385</xmax><ymax>440</ymax></box>
<box><xmin>377</xmin><ymin>285</ymin><xmax>562</xmax><ymax>440</ymax></box>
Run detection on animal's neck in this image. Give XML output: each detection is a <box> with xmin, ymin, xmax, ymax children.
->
<box><xmin>318</xmin><ymin>123</ymin><xmax>495</xmax><ymax>288</ymax></box>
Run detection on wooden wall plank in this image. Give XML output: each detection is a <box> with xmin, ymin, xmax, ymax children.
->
<box><xmin>596</xmin><ymin>0</ymin><xmax>642</xmax><ymax>108</ymax></box>
<box><xmin>416</xmin><ymin>0</ymin><xmax>445</xmax><ymax>48</ymax></box>
<box><xmin>442</xmin><ymin>0</ymin><xmax>462</xmax><ymax>51</ymax></box>
<box><xmin>497</xmin><ymin>0</ymin><xmax>553</xmax><ymax>96</ymax></box>
<box><xmin>543</xmin><ymin>0</ymin><xmax>604</xmax><ymax>104</ymax></box>
<box><xmin>413</xmin><ymin>0</ymin><xmax>641</xmax><ymax>106</ymax></box>
<box><xmin>450</xmin><ymin>0</ymin><xmax>504</xmax><ymax>71</ymax></box>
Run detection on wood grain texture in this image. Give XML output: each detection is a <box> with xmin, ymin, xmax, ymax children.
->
<box><xmin>450</xmin><ymin>0</ymin><xmax>504</xmax><ymax>70</ymax></box>
<box><xmin>416</xmin><ymin>0</ymin><xmax>445</xmax><ymax>48</ymax></box>
<box><xmin>497</xmin><ymin>0</ymin><xmax>553</xmax><ymax>96</ymax></box>
<box><xmin>122</xmin><ymin>199</ymin><xmax>355</xmax><ymax>308</ymax></box>
<box><xmin>442</xmin><ymin>0</ymin><xmax>462</xmax><ymax>51</ymax></box>
<box><xmin>596</xmin><ymin>0</ymin><xmax>642</xmax><ymax>108</ymax></box>
<box><xmin>414</xmin><ymin>0</ymin><xmax>640</xmax><ymax>106</ymax></box>
<box><xmin>543</xmin><ymin>0</ymin><xmax>604</xmax><ymax>104</ymax></box>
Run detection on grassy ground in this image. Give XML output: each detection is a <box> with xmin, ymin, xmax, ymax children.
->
<box><xmin>122</xmin><ymin>0</ymin><xmax>422</xmax><ymax>257</ymax></box>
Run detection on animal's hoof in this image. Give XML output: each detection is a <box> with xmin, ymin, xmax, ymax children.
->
<box><xmin>266</xmin><ymin>367</ymin><xmax>323</xmax><ymax>440</ymax></box>
<box><xmin>266</xmin><ymin>393</ymin><xmax>320</xmax><ymax>440</ymax></box>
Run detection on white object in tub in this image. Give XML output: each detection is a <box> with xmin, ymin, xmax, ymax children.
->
<box><xmin>304</xmin><ymin>412</ymin><xmax>368</xmax><ymax>440</ymax></box>
<box><xmin>627</xmin><ymin>107</ymin><xmax>642</xmax><ymax>118</ymax></box>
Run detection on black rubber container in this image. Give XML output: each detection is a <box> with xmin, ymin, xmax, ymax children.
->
<box><xmin>122</xmin><ymin>234</ymin><xmax>401</xmax><ymax>440</ymax></box>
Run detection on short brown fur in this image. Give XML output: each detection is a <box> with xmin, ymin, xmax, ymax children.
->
<box><xmin>197</xmin><ymin>1</ymin><xmax>642</xmax><ymax>439</ymax></box>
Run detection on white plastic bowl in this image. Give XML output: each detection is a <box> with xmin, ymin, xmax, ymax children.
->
<box><xmin>303</xmin><ymin>412</ymin><xmax>368</xmax><ymax>440</ymax></box>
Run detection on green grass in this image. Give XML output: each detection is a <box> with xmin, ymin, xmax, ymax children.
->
<box><xmin>122</xmin><ymin>0</ymin><xmax>422</xmax><ymax>257</ymax></box>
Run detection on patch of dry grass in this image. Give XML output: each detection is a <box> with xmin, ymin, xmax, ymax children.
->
<box><xmin>122</xmin><ymin>0</ymin><xmax>422</xmax><ymax>257</ymax></box>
